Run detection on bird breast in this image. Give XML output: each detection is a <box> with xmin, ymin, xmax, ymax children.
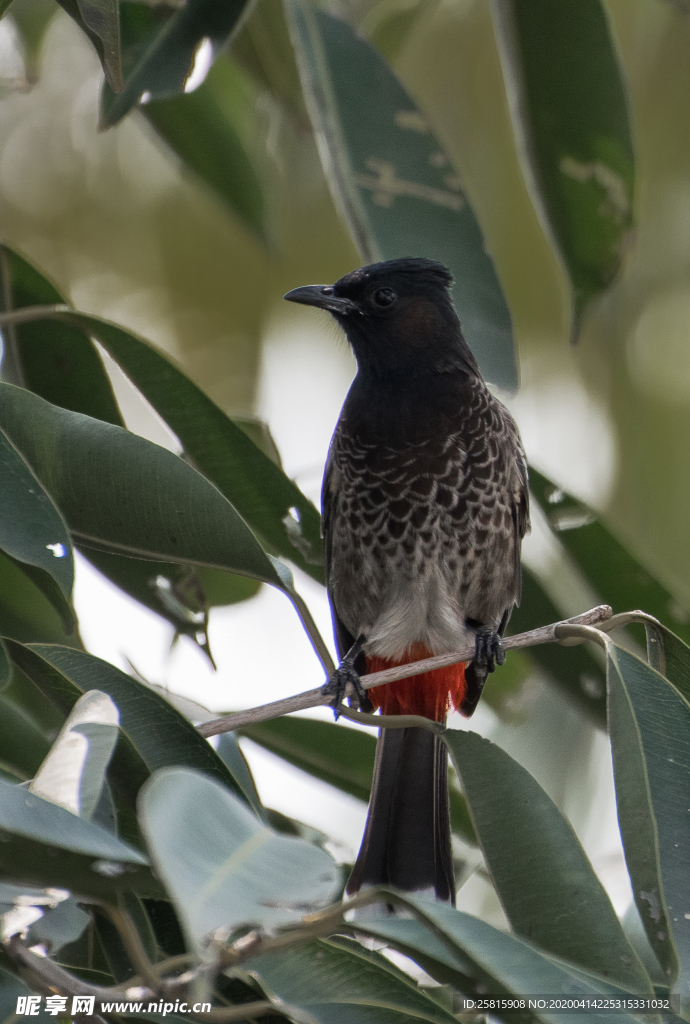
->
<box><xmin>326</xmin><ymin>411</ymin><xmax>521</xmax><ymax>659</ymax></box>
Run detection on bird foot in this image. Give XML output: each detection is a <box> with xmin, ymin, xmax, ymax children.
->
<box><xmin>473</xmin><ymin>625</ymin><xmax>505</xmax><ymax>674</ymax></box>
<box><xmin>459</xmin><ymin>625</ymin><xmax>505</xmax><ymax>718</ymax></box>
<box><xmin>323</xmin><ymin>662</ymin><xmax>372</xmax><ymax>719</ymax></box>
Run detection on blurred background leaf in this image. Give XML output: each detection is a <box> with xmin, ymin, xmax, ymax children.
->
<box><xmin>101</xmin><ymin>0</ymin><xmax>252</xmax><ymax>126</ymax></box>
<box><xmin>142</xmin><ymin>56</ymin><xmax>269</xmax><ymax>239</ymax></box>
<box><xmin>492</xmin><ymin>0</ymin><xmax>635</xmax><ymax>340</ymax></box>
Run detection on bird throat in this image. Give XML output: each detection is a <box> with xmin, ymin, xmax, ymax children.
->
<box><xmin>366</xmin><ymin>644</ymin><xmax>467</xmax><ymax>723</ymax></box>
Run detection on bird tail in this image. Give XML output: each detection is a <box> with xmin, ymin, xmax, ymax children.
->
<box><xmin>346</xmin><ymin>725</ymin><xmax>455</xmax><ymax>901</ymax></box>
<box><xmin>346</xmin><ymin>648</ymin><xmax>462</xmax><ymax>903</ymax></box>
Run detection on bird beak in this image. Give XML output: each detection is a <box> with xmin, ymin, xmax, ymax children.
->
<box><xmin>283</xmin><ymin>285</ymin><xmax>358</xmax><ymax>315</ymax></box>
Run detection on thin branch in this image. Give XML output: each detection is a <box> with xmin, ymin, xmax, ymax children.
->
<box><xmin>99</xmin><ymin>904</ymin><xmax>163</xmax><ymax>993</ymax></box>
<box><xmin>198</xmin><ymin>604</ymin><xmax>612</xmax><ymax>737</ymax></box>
<box><xmin>5</xmin><ymin>935</ymin><xmax>144</xmax><ymax>1000</ymax></box>
<box><xmin>334</xmin><ymin>703</ymin><xmax>446</xmax><ymax>734</ymax></box>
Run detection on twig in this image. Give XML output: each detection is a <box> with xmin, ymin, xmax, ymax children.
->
<box><xmin>98</xmin><ymin>904</ymin><xmax>163</xmax><ymax>994</ymax></box>
<box><xmin>198</xmin><ymin>605</ymin><xmax>612</xmax><ymax>737</ymax></box>
<box><xmin>5</xmin><ymin>935</ymin><xmax>145</xmax><ymax>1000</ymax></box>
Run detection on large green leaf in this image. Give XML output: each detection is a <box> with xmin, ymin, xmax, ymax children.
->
<box><xmin>0</xmin><ymin>243</ymin><xmax>123</xmax><ymax>425</ymax></box>
<box><xmin>0</xmin><ymin>777</ymin><xmax>156</xmax><ymax>898</ymax></box>
<box><xmin>249</xmin><ymin>934</ymin><xmax>460</xmax><ymax>1024</ymax></box>
<box><xmin>0</xmin><ymin>428</ymin><xmax>75</xmax><ymax>633</ymax></box>
<box><xmin>0</xmin><ymin>308</ymin><xmax>324</xmax><ymax>581</ymax></box>
<box><xmin>492</xmin><ymin>0</ymin><xmax>635</xmax><ymax>338</ymax></box>
<box><xmin>142</xmin><ymin>56</ymin><xmax>267</xmax><ymax>238</ymax></box>
<box><xmin>18</xmin><ymin>644</ymin><xmax>253</xmax><ymax>804</ymax></box>
<box><xmin>530</xmin><ymin>468</ymin><xmax>690</xmax><ymax>644</ymax></box>
<box><xmin>444</xmin><ymin>730</ymin><xmax>650</xmax><ymax>992</ymax></box>
<box><xmin>358</xmin><ymin>895</ymin><xmax>643</xmax><ymax>1023</ymax></box>
<box><xmin>286</xmin><ymin>0</ymin><xmax>516</xmax><ymax>389</ymax></box>
<box><xmin>139</xmin><ymin>767</ymin><xmax>340</xmax><ymax>949</ymax></box>
<box><xmin>101</xmin><ymin>0</ymin><xmax>252</xmax><ymax>126</ymax></box>
<box><xmin>241</xmin><ymin>716</ymin><xmax>476</xmax><ymax>845</ymax></box>
<box><xmin>0</xmin><ymin>382</ymin><xmax>281</xmax><ymax>587</ymax></box>
<box><xmin>607</xmin><ymin>643</ymin><xmax>690</xmax><ymax>1002</ymax></box>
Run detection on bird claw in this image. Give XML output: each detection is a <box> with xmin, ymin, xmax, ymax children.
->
<box><xmin>473</xmin><ymin>626</ymin><xmax>505</xmax><ymax>674</ymax></box>
<box><xmin>323</xmin><ymin>663</ymin><xmax>371</xmax><ymax>719</ymax></box>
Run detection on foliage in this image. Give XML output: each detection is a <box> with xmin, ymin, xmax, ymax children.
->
<box><xmin>0</xmin><ymin>0</ymin><xmax>687</xmax><ymax>1022</ymax></box>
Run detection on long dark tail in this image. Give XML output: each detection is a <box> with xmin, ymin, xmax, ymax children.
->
<box><xmin>346</xmin><ymin>726</ymin><xmax>455</xmax><ymax>902</ymax></box>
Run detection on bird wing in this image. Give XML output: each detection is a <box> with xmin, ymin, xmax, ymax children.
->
<box><xmin>322</xmin><ymin>438</ymin><xmax>360</xmax><ymax>663</ymax></box>
<box><xmin>511</xmin><ymin>435</ymin><xmax>531</xmax><ymax>607</ymax></box>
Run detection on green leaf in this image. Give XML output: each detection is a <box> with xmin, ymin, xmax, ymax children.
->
<box><xmin>26</xmin><ymin>896</ymin><xmax>91</xmax><ymax>954</ymax></box>
<box><xmin>492</xmin><ymin>0</ymin><xmax>635</xmax><ymax>338</ymax></box>
<box><xmin>215</xmin><ymin>733</ymin><xmax>263</xmax><ymax>819</ymax></box>
<box><xmin>508</xmin><ymin>566</ymin><xmax>607</xmax><ymax>726</ymax></box>
<box><xmin>286</xmin><ymin>0</ymin><xmax>516</xmax><ymax>389</ymax></box>
<box><xmin>0</xmin><ymin>426</ymin><xmax>74</xmax><ymax>621</ymax></box>
<box><xmin>444</xmin><ymin>729</ymin><xmax>651</xmax><ymax>992</ymax></box>
<box><xmin>0</xmin><ymin>548</ymin><xmax>76</xmax><ymax>646</ymax></box>
<box><xmin>101</xmin><ymin>0</ymin><xmax>252</xmax><ymax>126</ymax></box>
<box><xmin>16</xmin><ymin>643</ymin><xmax>255</xmax><ymax>806</ymax></box>
<box><xmin>0</xmin><ymin>776</ymin><xmax>156</xmax><ymax>898</ymax></box>
<box><xmin>0</xmin><ymin>695</ymin><xmax>50</xmax><ymax>781</ymax></box>
<box><xmin>607</xmin><ymin>643</ymin><xmax>690</xmax><ymax>998</ymax></box>
<box><xmin>249</xmin><ymin>934</ymin><xmax>460</xmax><ymax>1024</ymax></box>
<box><xmin>55</xmin><ymin>0</ymin><xmax>123</xmax><ymax>91</ymax></box>
<box><xmin>529</xmin><ymin>468</ymin><xmax>690</xmax><ymax>644</ymax></box>
<box><xmin>29</xmin><ymin>689</ymin><xmax>119</xmax><ymax>820</ymax></box>
<box><xmin>654</xmin><ymin>622</ymin><xmax>690</xmax><ymax>706</ymax></box>
<box><xmin>241</xmin><ymin>716</ymin><xmax>476</xmax><ymax>845</ymax></box>
<box><xmin>138</xmin><ymin>767</ymin><xmax>340</xmax><ymax>949</ymax></box>
<box><xmin>241</xmin><ymin>717</ymin><xmax>374</xmax><ymax>802</ymax></box>
<box><xmin>359</xmin><ymin>895</ymin><xmax>644</xmax><ymax>1023</ymax></box>
<box><xmin>0</xmin><ymin>243</ymin><xmax>123</xmax><ymax>424</ymax></box>
<box><xmin>0</xmin><ymin>309</ymin><xmax>325</xmax><ymax>581</ymax></box>
<box><xmin>0</xmin><ymin>964</ymin><xmax>36</xmax><ymax>1024</ymax></box>
<box><xmin>142</xmin><ymin>56</ymin><xmax>267</xmax><ymax>238</ymax></box>
<box><xmin>0</xmin><ymin>382</ymin><xmax>282</xmax><ymax>587</ymax></box>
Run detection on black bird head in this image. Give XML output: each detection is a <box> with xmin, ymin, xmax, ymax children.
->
<box><xmin>284</xmin><ymin>257</ymin><xmax>479</xmax><ymax>379</ymax></box>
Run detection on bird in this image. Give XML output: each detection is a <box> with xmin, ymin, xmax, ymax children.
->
<box><xmin>284</xmin><ymin>257</ymin><xmax>529</xmax><ymax>904</ymax></box>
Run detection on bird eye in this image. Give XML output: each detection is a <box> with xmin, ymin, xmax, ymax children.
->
<box><xmin>371</xmin><ymin>287</ymin><xmax>397</xmax><ymax>308</ymax></box>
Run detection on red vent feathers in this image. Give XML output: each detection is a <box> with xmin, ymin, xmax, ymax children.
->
<box><xmin>366</xmin><ymin>644</ymin><xmax>466</xmax><ymax>723</ymax></box>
